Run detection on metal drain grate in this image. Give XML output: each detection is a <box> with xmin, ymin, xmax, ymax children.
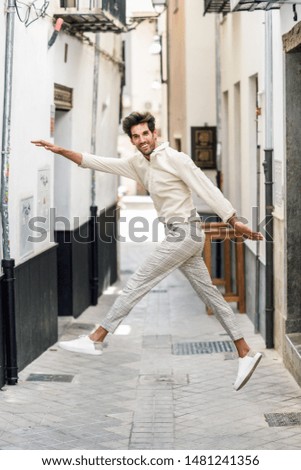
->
<box><xmin>172</xmin><ymin>340</ymin><xmax>236</xmax><ymax>355</ymax></box>
<box><xmin>26</xmin><ymin>374</ymin><xmax>74</xmax><ymax>383</ymax></box>
<box><xmin>265</xmin><ymin>412</ymin><xmax>301</xmax><ymax>427</ymax></box>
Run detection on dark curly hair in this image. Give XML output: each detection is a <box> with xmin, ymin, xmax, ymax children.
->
<box><xmin>122</xmin><ymin>111</ymin><xmax>156</xmax><ymax>138</ymax></box>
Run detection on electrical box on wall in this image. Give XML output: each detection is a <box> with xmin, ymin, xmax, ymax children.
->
<box><xmin>20</xmin><ymin>196</ymin><xmax>34</xmax><ymax>258</ymax></box>
<box><xmin>37</xmin><ymin>168</ymin><xmax>50</xmax><ymax>233</ymax></box>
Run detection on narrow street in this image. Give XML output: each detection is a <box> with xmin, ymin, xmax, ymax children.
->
<box><xmin>1</xmin><ymin>2</ymin><xmax>301</xmax><ymax>467</ymax></box>
<box><xmin>0</xmin><ymin>201</ymin><xmax>300</xmax><ymax>451</ymax></box>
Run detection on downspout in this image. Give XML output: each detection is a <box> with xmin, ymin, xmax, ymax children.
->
<box><xmin>166</xmin><ymin>4</ymin><xmax>171</xmax><ymax>140</ymax></box>
<box><xmin>215</xmin><ymin>14</ymin><xmax>222</xmax><ymax>180</ymax></box>
<box><xmin>1</xmin><ymin>0</ymin><xmax>18</xmax><ymax>385</ymax></box>
<box><xmin>90</xmin><ymin>33</ymin><xmax>100</xmax><ymax>306</ymax></box>
<box><xmin>263</xmin><ymin>11</ymin><xmax>274</xmax><ymax>349</ymax></box>
<box><xmin>255</xmin><ymin>144</ymin><xmax>261</xmax><ymax>333</ymax></box>
<box><xmin>215</xmin><ymin>14</ymin><xmax>222</xmax><ymax>277</ymax></box>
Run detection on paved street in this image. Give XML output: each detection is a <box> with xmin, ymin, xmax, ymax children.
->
<box><xmin>0</xmin><ymin>202</ymin><xmax>301</xmax><ymax>451</ymax></box>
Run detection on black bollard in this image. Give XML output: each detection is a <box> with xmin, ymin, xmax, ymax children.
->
<box><xmin>2</xmin><ymin>258</ymin><xmax>18</xmax><ymax>385</ymax></box>
<box><xmin>90</xmin><ymin>206</ymin><xmax>99</xmax><ymax>306</ymax></box>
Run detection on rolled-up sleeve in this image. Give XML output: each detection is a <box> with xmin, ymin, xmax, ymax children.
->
<box><xmin>174</xmin><ymin>153</ymin><xmax>236</xmax><ymax>223</ymax></box>
<box><xmin>80</xmin><ymin>152</ymin><xmax>138</xmax><ymax>181</ymax></box>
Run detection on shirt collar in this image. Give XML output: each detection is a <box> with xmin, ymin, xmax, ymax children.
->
<box><xmin>134</xmin><ymin>141</ymin><xmax>169</xmax><ymax>160</ymax></box>
<box><xmin>151</xmin><ymin>141</ymin><xmax>169</xmax><ymax>156</ymax></box>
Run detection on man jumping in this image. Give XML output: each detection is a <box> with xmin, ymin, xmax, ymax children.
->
<box><xmin>32</xmin><ymin>111</ymin><xmax>263</xmax><ymax>391</ymax></box>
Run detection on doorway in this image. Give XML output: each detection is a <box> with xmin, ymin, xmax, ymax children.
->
<box><xmin>285</xmin><ymin>49</ymin><xmax>301</xmax><ymax>336</ymax></box>
<box><xmin>284</xmin><ymin>40</ymin><xmax>301</xmax><ymax>386</ymax></box>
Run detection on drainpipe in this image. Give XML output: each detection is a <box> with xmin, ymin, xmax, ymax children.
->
<box><xmin>90</xmin><ymin>33</ymin><xmax>100</xmax><ymax>305</ymax></box>
<box><xmin>1</xmin><ymin>0</ymin><xmax>18</xmax><ymax>385</ymax></box>
<box><xmin>255</xmin><ymin>144</ymin><xmax>261</xmax><ymax>333</ymax></box>
<box><xmin>263</xmin><ymin>11</ymin><xmax>274</xmax><ymax>349</ymax></box>
<box><xmin>166</xmin><ymin>5</ymin><xmax>171</xmax><ymax>140</ymax></box>
<box><xmin>215</xmin><ymin>14</ymin><xmax>222</xmax><ymax>277</ymax></box>
<box><xmin>215</xmin><ymin>14</ymin><xmax>222</xmax><ymax>178</ymax></box>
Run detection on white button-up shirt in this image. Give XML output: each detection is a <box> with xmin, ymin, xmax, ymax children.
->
<box><xmin>80</xmin><ymin>142</ymin><xmax>236</xmax><ymax>224</ymax></box>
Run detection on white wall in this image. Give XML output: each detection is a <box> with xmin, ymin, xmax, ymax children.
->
<box><xmin>95</xmin><ymin>33</ymin><xmax>123</xmax><ymax>210</ymax></box>
<box><xmin>219</xmin><ymin>8</ymin><xmax>298</xmax><ymax>260</ymax></box>
<box><xmin>185</xmin><ymin>1</ymin><xmax>216</xmax><ymax>152</ymax></box>
<box><xmin>52</xmin><ymin>29</ymin><xmax>122</xmax><ymax>227</ymax></box>
<box><xmin>1</xmin><ymin>1</ymin><xmax>123</xmax><ymax>265</ymax></box>
<box><xmin>280</xmin><ymin>4</ymin><xmax>301</xmax><ymax>35</ymax></box>
<box><xmin>184</xmin><ymin>1</ymin><xmax>217</xmax><ymax>214</ymax></box>
<box><xmin>123</xmin><ymin>19</ymin><xmax>164</xmax><ymax>130</ymax></box>
<box><xmin>220</xmin><ymin>11</ymin><xmax>266</xmax><ymax>257</ymax></box>
<box><xmin>9</xmin><ymin>14</ymin><xmax>54</xmax><ymax>263</ymax></box>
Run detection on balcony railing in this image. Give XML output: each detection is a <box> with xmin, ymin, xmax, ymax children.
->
<box><xmin>230</xmin><ymin>0</ymin><xmax>281</xmax><ymax>11</ymax></box>
<box><xmin>204</xmin><ymin>0</ymin><xmax>281</xmax><ymax>14</ymax></box>
<box><xmin>204</xmin><ymin>0</ymin><xmax>231</xmax><ymax>14</ymax></box>
<box><xmin>54</xmin><ymin>0</ymin><xmax>127</xmax><ymax>33</ymax></box>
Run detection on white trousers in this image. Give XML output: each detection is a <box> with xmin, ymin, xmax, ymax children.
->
<box><xmin>100</xmin><ymin>223</ymin><xmax>243</xmax><ymax>341</ymax></box>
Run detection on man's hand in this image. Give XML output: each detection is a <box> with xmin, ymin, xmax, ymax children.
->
<box><xmin>233</xmin><ymin>221</ymin><xmax>263</xmax><ymax>240</ymax></box>
<box><xmin>228</xmin><ymin>215</ymin><xmax>263</xmax><ymax>241</ymax></box>
<box><xmin>31</xmin><ymin>140</ymin><xmax>62</xmax><ymax>154</ymax></box>
<box><xmin>31</xmin><ymin>140</ymin><xmax>82</xmax><ymax>165</ymax></box>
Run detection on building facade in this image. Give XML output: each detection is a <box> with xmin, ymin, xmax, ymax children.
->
<box><xmin>0</xmin><ymin>0</ymin><xmax>126</xmax><ymax>386</ymax></box>
<box><xmin>216</xmin><ymin>3</ymin><xmax>301</xmax><ymax>387</ymax></box>
<box><xmin>167</xmin><ymin>0</ymin><xmax>301</xmax><ymax>386</ymax></box>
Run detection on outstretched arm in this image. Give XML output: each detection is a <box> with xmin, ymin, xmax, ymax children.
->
<box><xmin>227</xmin><ymin>215</ymin><xmax>263</xmax><ymax>241</ymax></box>
<box><xmin>31</xmin><ymin>140</ymin><xmax>140</xmax><ymax>181</ymax></box>
<box><xmin>171</xmin><ymin>151</ymin><xmax>264</xmax><ymax>241</ymax></box>
<box><xmin>31</xmin><ymin>140</ymin><xmax>82</xmax><ymax>165</ymax></box>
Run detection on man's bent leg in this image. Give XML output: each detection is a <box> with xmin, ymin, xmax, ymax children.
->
<box><xmin>100</xmin><ymin>226</ymin><xmax>201</xmax><ymax>334</ymax></box>
<box><xmin>179</xmin><ymin>250</ymin><xmax>243</xmax><ymax>341</ymax></box>
<box><xmin>58</xmin><ymin>224</ymin><xmax>201</xmax><ymax>354</ymax></box>
<box><xmin>179</xmin><ymin>251</ymin><xmax>262</xmax><ymax>390</ymax></box>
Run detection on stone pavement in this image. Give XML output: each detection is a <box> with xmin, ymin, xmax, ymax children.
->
<box><xmin>0</xmin><ymin>210</ymin><xmax>301</xmax><ymax>450</ymax></box>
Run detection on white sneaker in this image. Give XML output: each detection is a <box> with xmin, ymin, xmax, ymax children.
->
<box><xmin>58</xmin><ymin>335</ymin><xmax>103</xmax><ymax>355</ymax></box>
<box><xmin>234</xmin><ymin>352</ymin><xmax>262</xmax><ymax>391</ymax></box>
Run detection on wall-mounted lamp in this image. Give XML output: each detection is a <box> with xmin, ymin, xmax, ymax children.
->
<box><xmin>151</xmin><ymin>0</ymin><xmax>167</xmax><ymax>14</ymax></box>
